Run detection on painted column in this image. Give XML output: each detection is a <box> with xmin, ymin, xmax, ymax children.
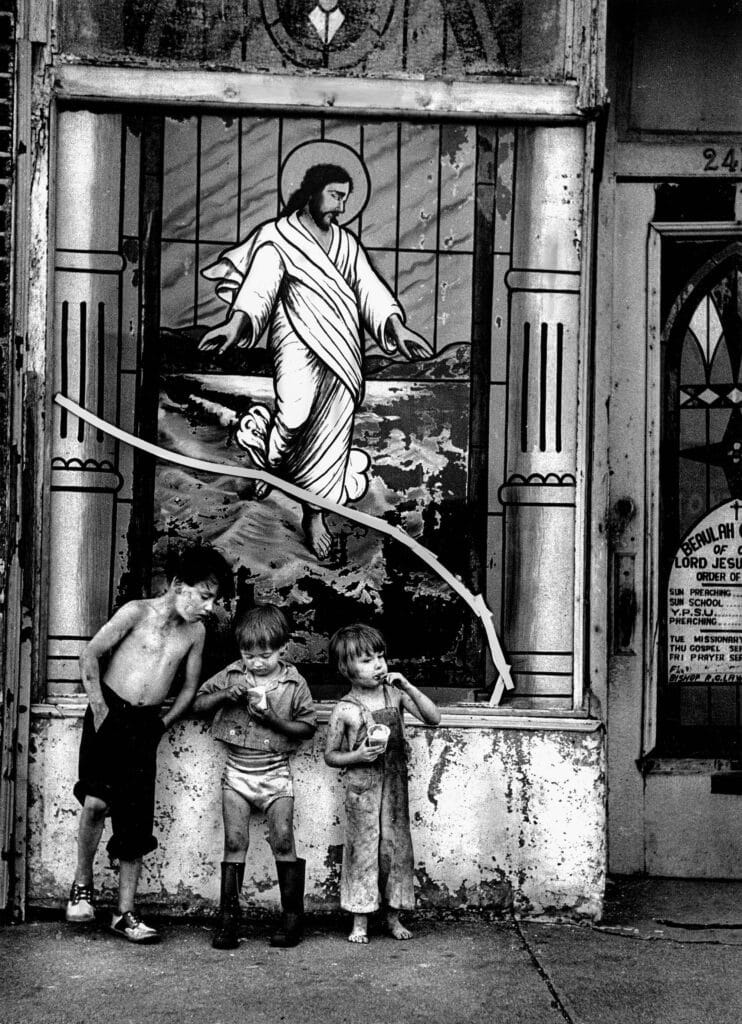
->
<box><xmin>498</xmin><ymin>126</ymin><xmax>584</xmax><ymax>705</ymax></box>
<box><xmin>46</xmin><ymin>111</ymin><xmax>139</xmax><ymax>695</ymax></box>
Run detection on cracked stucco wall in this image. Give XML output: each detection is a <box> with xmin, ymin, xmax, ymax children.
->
<box><xmin>26</xmin><ymin>712</ymin><xmax>605</xmax><ymax>920</ymax></box>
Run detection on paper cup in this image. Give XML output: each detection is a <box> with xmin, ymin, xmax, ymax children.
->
<box><xmin>247</xmin><ymin>688</ymin><xmax>268</xmax><ymax>711</ymax></box>
<box><xmin>368</xmin><ymin>723</ymin><xmax>390</xmax><ymax>752</ymax></box>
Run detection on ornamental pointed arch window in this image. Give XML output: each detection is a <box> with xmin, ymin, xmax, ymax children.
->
<box><xmin>661</xmin><ymin>244</ymin><xmax>742</xmax><ymax>755</ymax></box>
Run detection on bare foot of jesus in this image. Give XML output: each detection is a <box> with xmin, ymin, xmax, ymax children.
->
<box><xmin>302</xmin><ymin>507</ymin><xmax>333</xmax><ymax>560</ymax></box>
<box><xmin>386</xmin><ymin>911</ymin><xmax>412</xmax><ymax>940</ymax></box>
<box><xmin>253</xmin><ymin>480</ymin><xmax>272</xmax><ymax>500</ymax></box>
<box><xmin>348</xmin><ymin>914</ymin><xmax>369</xmax><ymax>944</ymax></box>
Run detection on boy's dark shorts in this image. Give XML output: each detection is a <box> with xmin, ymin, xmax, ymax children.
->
<box><xmin>74</xmin><ymin>683</ymin><xmax>166</xmax><ymax>862</ymax></box>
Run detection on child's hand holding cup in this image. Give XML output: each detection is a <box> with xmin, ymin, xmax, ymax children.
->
<box><xmin>247</xmin><ymin>687</ymin><xmax>269</xmax><ymax>717</ymax></box>
<box><xmin>367</xmin><ymin>723</ymin><xmax>390</xmax><ymax>754</ymax></box>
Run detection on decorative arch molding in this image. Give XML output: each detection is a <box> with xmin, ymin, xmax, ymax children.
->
<box><xmin>662</xmin><ymin>240</ymin><xmax>742</xmax><ymax>361</ymax></box>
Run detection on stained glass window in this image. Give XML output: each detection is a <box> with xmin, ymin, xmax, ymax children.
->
<box><xmin>661</xmin><ymin>250</ymin><xmax>742</xmax><ymax>755</ymax></box>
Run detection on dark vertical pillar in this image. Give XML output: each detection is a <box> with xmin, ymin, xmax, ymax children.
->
<box><xmin>126</xmin><ymin>114</ymin><xmax>164</xmax><ymax>598</ymax></box>
<box><xmin>466</xmin><ymin>125</ymin><xmax>496</xmax><ymax>679</ymax></box>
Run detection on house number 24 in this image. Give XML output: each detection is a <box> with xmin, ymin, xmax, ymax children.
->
<box><xmin>702</xmin><ymin>148</ymin><xmax>741</xmax><ymax>172</ymax></box>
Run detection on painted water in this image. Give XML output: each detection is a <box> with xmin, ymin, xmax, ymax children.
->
<box><xmin>155</xmin><ymin>371</ymin><xmax>482</xmax><ymax>688</ymax></box>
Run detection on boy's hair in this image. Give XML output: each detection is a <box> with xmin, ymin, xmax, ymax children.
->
<box><xmin>168</xmin><ymin>544</ymin><xmax>233</xmax><ymax>598</ymax></box>
<box><xmin>235</xmin><ymin>603</ymin><xmax>291</xmax><ymax>650</ymax></box>
<box><xmin>329</xmin><ymin>623</ymin><xmax>386</xmax><ymax>678</ymax></box>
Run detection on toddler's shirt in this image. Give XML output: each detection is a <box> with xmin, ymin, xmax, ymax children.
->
<box><xmin>198</xmin><ymin>659</ymin><xmax>316</xmax><ymax>753</ymax></box>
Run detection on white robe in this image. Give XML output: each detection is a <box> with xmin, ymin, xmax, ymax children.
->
<box><xmin>202</xmin><ymin>212</ymin><xmax>403</xmax><ymax>504</ymax></box>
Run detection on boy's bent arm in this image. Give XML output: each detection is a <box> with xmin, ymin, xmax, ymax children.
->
<box><xmin>192</xmin><ymin>665</ymin><xmax>235</xmax><ymax>715</ymax></box>
<box><xmin>79</xmin><ymin>603</ymin><xmax>143</xmax><ymax>730</ymax></box>
<box><xmin>250</xmin><ymin>674</ymin><xmax>317</xmax><ymax>739</ymax></box>
<box><xmin>162</xmin><ymin>625</ymin><xmax>205</xmax><ymax>729</ymax></box>
<box><xmin>192</xmin><ymin>688</ymin><xmax>227</xmax><ymax>715</ymax></box>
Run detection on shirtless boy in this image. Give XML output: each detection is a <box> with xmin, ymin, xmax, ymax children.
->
<box><xmin>65</xmin><ymin>545</ymin><xmax>232</xmax><ymax>943</ymax></box>
<box><xmin>324</xmin><ymin>624</ymin><xmax>440</xmax><ymax>944</ymax></box>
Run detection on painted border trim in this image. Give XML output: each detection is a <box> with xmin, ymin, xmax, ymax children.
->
<box><xmin>54</xmin><ymin>65</ymin><xmax>583</xmax><ymax>121</ymax></box>
<box><xmin>32</xmin><ymin>703</ymin><xmax>602</xmax><ymax>732</ymax></box>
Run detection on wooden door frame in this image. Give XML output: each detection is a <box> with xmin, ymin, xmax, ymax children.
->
<box><xmin>1</xmin><ymin>0</ymin><xmax>54</xmax><ymax>919</ymax></box>
<box><xmin>645</xmin><ymin>222</ymin><xmax>742</xmax><ymax>757</ymax></box>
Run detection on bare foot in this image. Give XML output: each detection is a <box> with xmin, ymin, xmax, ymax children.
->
<box><xmin>386</xmin><ymin>911</ymin><xmax>412</xmax><ymax>940</ymax></box>
<box><xmin>302</xmin><ymin>507</ymin><xmax>333</xmax><ymax>560</ymax></box>
<box><xmin>348</xmin><ymin>914</ymin><xmax>369</xmax><ymax>944</ymax></box>
<box><xmin>253</xmin><ymin>480</ymin><xmax>272</xmax><ymax>500</ymax></box>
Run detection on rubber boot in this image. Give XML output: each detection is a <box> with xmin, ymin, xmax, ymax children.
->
<box><xmin>270</xmin><ymin>858</ymin><xmax>305</xmax><ymax>947</ymax></box>
<box><xmin>212</xmin><ymin>861</ymin><xmax>242</xmax><ymax>950</ymax></box>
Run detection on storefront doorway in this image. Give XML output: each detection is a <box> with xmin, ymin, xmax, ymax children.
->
<box><xmin>606</xmin><ymin>203</ymin><xmax>742</xmax><ymax>876</ymax></box>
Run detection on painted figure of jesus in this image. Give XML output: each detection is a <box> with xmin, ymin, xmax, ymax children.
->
<box><xmin>199</xmin><ymin>151</ymin><xmax>432</xmax><ymax>559</ymax></box>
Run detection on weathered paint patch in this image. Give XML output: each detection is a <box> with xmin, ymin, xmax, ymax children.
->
<box><xmin>414</xmin><ymin>864</ymin><xmax>512</xmax><ymax>912</ymax></box>
<box><xmin>315</xmin><ymin>844</ymin><xmax>343</xmax><ymax>905</ymax></box>
<box><xmin>427</xmin><ymin>743</ymin><xmax>456</xmax><ymax>811</ymax></box>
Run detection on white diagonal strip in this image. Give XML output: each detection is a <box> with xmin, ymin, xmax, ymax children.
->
<box><xmin>54</xmin><ymin>394</ymin><xmax>514</xmax><ymax>699</ymax></box>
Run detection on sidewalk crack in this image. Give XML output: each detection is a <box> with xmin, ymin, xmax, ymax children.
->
<box><xmin>514</xmin><ymin>919</ymin><xmax>579</xmax><ymax>1024</ymax></box>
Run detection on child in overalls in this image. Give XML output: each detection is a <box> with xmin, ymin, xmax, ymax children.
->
<box><xmin>324</xmin><ymin>624</ymin><xmax>441</xmax><ymax>943</ymax></box>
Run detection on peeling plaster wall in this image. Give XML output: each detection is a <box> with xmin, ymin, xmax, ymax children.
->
<box><xmin>27</xmin><ymin>712</ymin><xmax>605</xmax><ymax>919</ymax></box>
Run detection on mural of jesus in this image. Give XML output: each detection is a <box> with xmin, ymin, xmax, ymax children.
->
<box><xmin>199</xmin><ymin>143</ymin><xmax>432</xmax><ymax>559</ymax></box>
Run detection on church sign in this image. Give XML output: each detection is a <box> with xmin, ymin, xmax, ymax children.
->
<box><xmin>667</xmin><ymin>500</ymin><xmax>742</xmax><ymax>683</ymax></box>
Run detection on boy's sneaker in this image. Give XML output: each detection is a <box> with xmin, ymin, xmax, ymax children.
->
<box><xmin>110</xmin><ymin>910</ymin><xmax>161</xmax><ymax>944</ymax></box>
<box><xmin>65</xmin><ymin>882</ymin><xmax>95</xmax><ymax>923</ymax></box>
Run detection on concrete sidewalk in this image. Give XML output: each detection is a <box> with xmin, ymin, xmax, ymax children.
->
<box><xmin>2</xmin><ymin>879</ymin><xmax>742</xmax><ymax>1024</ymax></box>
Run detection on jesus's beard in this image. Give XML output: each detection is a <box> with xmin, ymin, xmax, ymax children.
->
<box><xmin>308</xmin><ymin>199</ymin><xmax>337</xmax><ymax>230</ymax></box>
